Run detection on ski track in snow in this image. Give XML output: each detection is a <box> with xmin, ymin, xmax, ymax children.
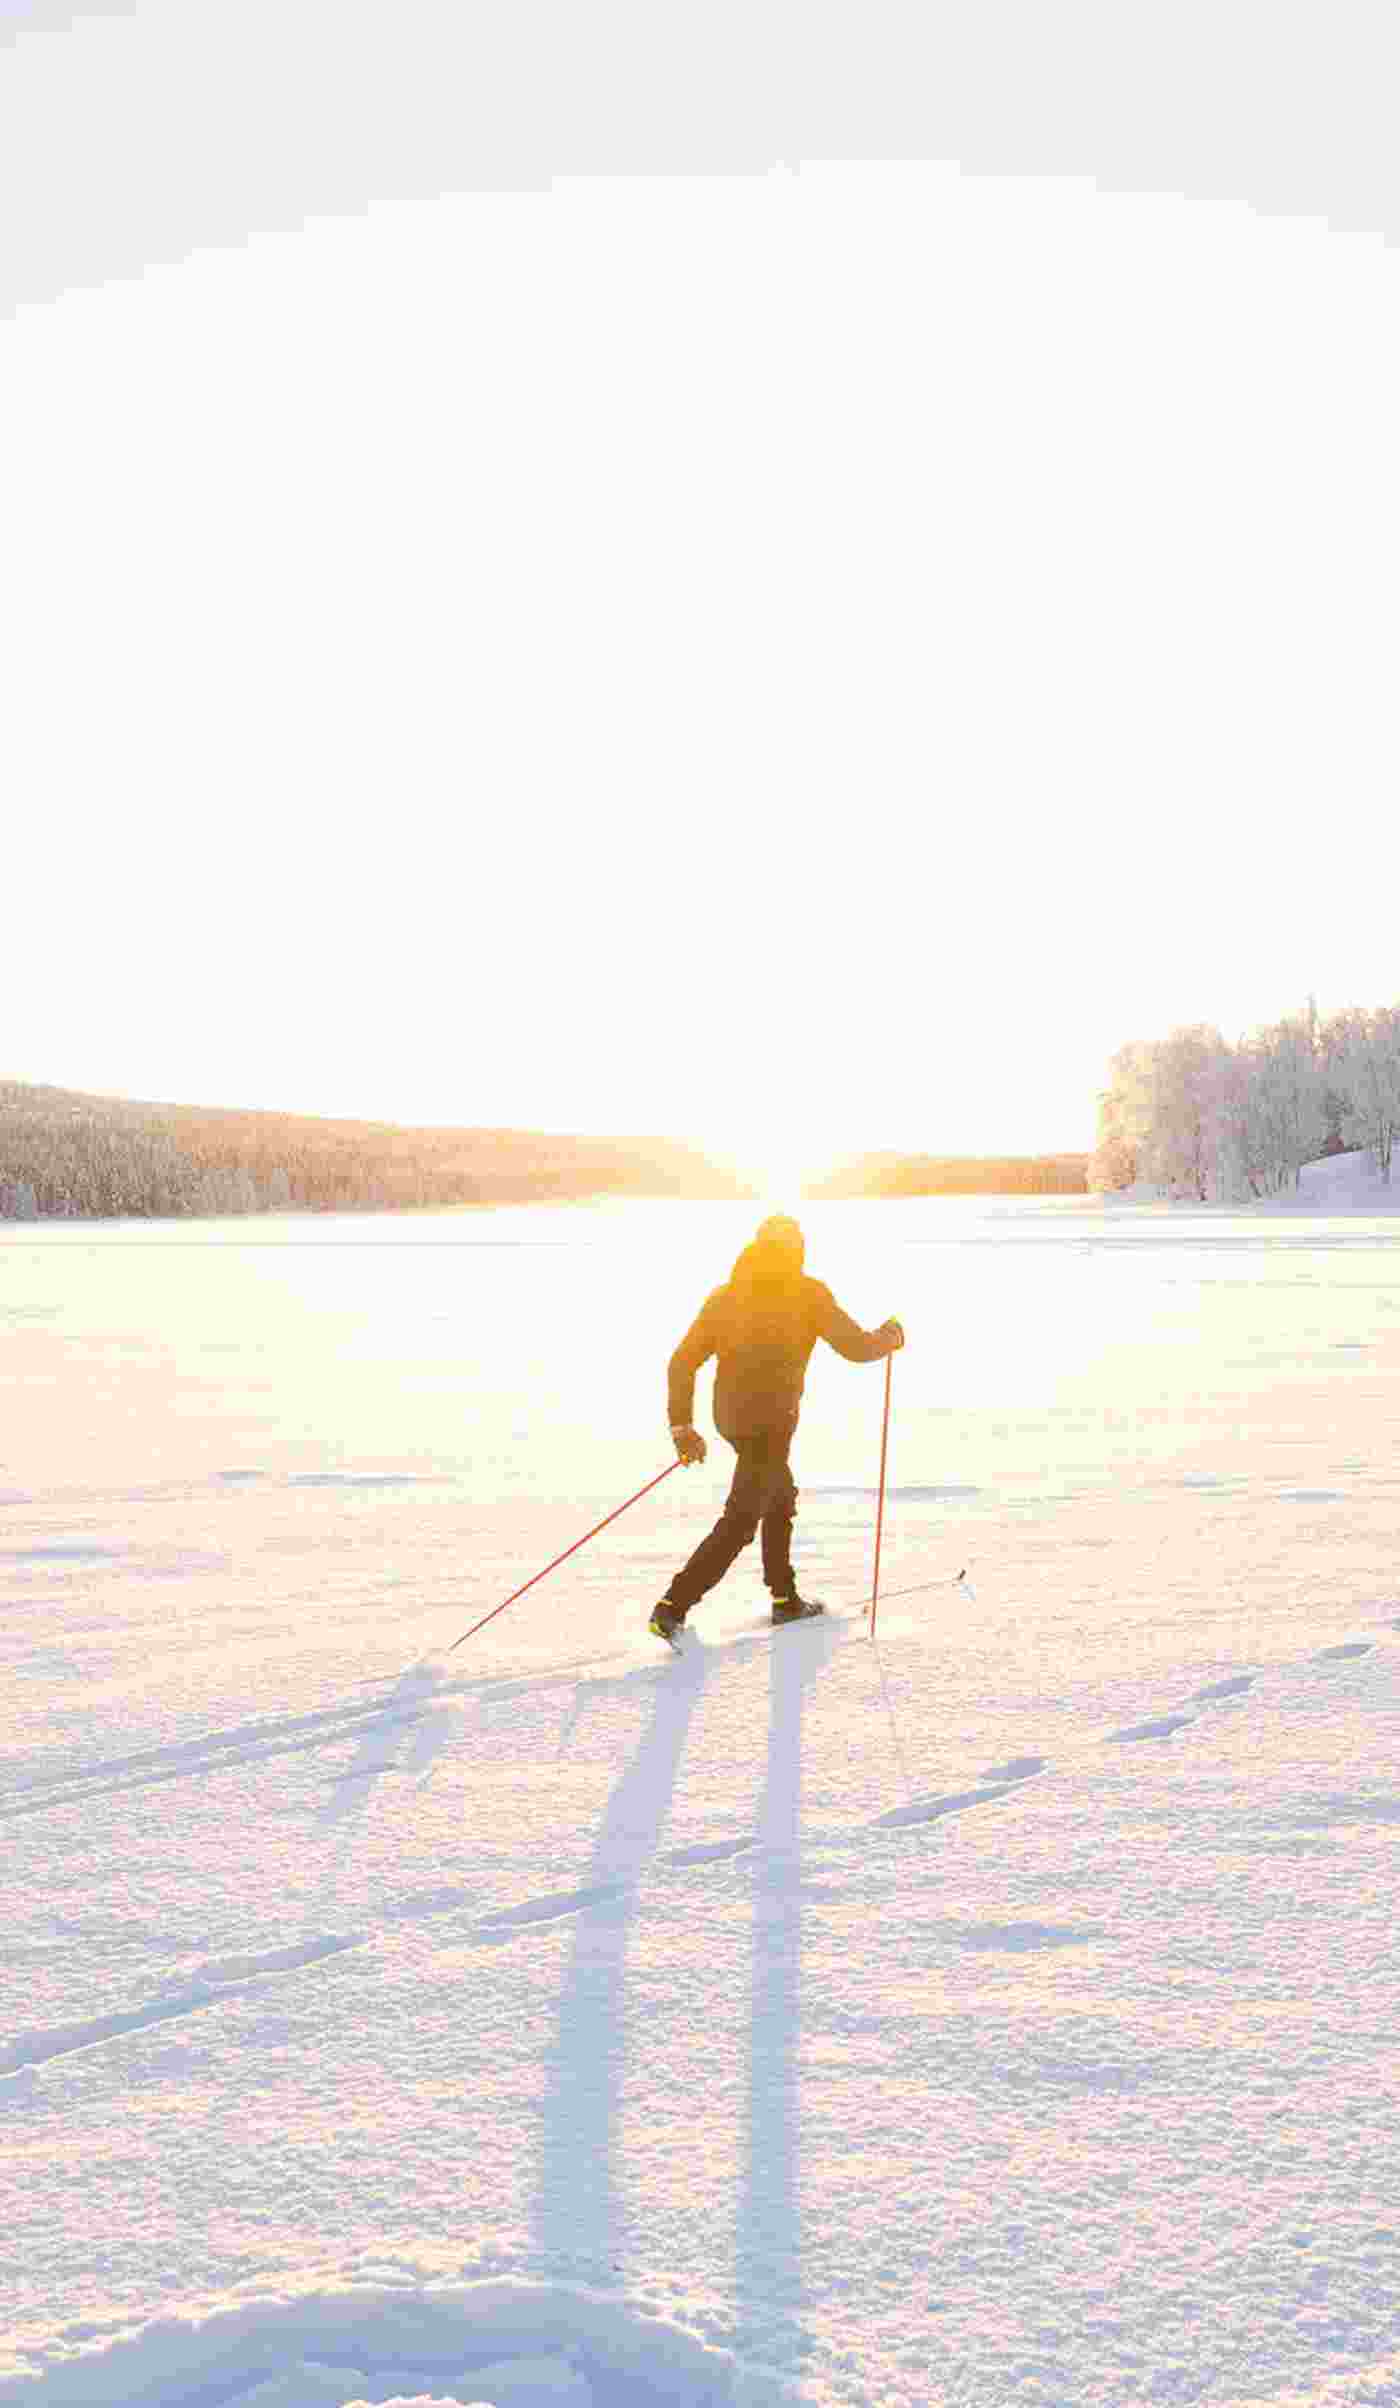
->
<box><xmin>1</xmin><ymin>1936</ymin><xmax>362</xmax><ymax>2078</ymax></box>
<box><xmin>6</xmin><ymin>1613</ymin><xmax>1380</xmax><ymax>1831</ymax></box>
<box><xmin>0</xmin><ymin>1691</ymin><xmax>436</xmax><ymax>1821</ymax></box>
<box><xmin>4</xmin><ymin>1616</ymin><xmax>1391</xmax><ymax>2087</ymax></box>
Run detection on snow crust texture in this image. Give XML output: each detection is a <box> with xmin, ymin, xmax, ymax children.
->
<box><xmin>4</xmin><ymin>1191</ymin><xmax>1400</xmax><ymax>2407</ymax></box>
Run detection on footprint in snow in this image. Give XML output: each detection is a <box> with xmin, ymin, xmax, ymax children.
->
<box><xmin>2</xmin><ymin>1544</ymin><xmax>125</xmax><ymax>1564</ymax></box>
<box><xmin>874</xmin><ymin>1783</ymin><xmax>1014</xmax><ymax>1831</ymax></box>
<box><xmin>944</xmin><ymin>1921</ymin><xmax>1108</xmax><ymax>1953</ymax></box>
<box><xmin>287</xmin><ymin>1471</ymin><xmax>429</xmax><ymax>1489</ymax></box>
<box><xmin>1107</xmin><ymin>1714</ymin><xmax>1195</xmax><ymax>1744</ymax></box>
<box><xmin>473</xmin><ymin>1881</ymin><xmax>629</xmax><ymax>1939</ymax></box>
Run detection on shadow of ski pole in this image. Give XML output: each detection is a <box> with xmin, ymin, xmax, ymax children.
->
<box><xmin>735</xmin><ymin>1618</ymin><xmax>836</xmax><ymax>2368</ymax></box>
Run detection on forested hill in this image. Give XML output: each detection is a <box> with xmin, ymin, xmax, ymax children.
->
<box><xmin>0</xmin><ymin>1081</ymin><xmax>755</xmax><ymax>1220</ymax></box>
<box><xmin>807</xmin><ymin>1153</ymin><xmax>1089</xmax><ymax>1198</ymax></box>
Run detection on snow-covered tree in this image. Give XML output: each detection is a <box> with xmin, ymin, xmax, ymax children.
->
<box><xmin>1091</xmin><ymin>1041</ymin><xmax>1156</xmax><ymax>1190</ymax></box>
<box><xmin>1256</xmin><ymin>1015</ymin><xmax>1328</xmax><ymax>1192</ymax></box>
<box><xmin>1096</xmin><ymin>1004</ymin><xmax>1341</xmax><ymax>1204</ymax></box>
<box><xmin>1141</xmin><ymin>1026</ymin><xmax>1228</xmax><ymax>1201</ymax></box>
<box><xmin>1323</xmin><ymin>1005</ymin><xmax>1400</xmax><ymax>1182</ymax></box>
<box><xmin>1214</xmin><ymin>1016</ymin><xmax>1327</xmax><ymax>1197</ymax></box>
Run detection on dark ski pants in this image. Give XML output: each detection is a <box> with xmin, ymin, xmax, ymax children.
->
<box><xmin>666</xmin><ymin>1425</ymin><xmax>797</xmax><ymax>1615</ymax></box>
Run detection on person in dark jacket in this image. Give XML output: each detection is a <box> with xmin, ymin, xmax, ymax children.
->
<box><xmin>650</xmin><ymin>1214</ymin><xmax>903</xmax><ymax>1644</ymax></box>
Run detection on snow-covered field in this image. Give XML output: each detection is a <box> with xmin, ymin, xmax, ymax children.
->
<box><xmin>4</xmin><ymin>1179</ymin><xmax>1399</xmax><ymax>2408</ymax></box>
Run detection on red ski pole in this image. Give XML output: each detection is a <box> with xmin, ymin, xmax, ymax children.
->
<box><xmin>447</xmin><ymin>1460</ymin><xmax>681</xmax><ymax>1653</ymax></box>
<box><xmin>867</xmin><ymin>1351</ymin><xmax>893</xmax><ymax>1639</ymax></box>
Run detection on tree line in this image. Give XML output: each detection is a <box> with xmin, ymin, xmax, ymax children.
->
<box><xmin>1093</xmin><ymin>1000</ymin><xmax>1400</xmax><ymax>1200</ymax></box>
<box><xmin>809</xmin><ymin>1153</ymin><xmax>1089</xmax><ymax>1198</ymax></box>
<box><xmin>0</xmin><ymin>1082</ymin><xmax>753</xmax><ymax>1220</ymax></box>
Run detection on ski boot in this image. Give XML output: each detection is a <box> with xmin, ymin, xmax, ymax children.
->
<box><xmin>648</xmin><ymin>1598</ymin><xmax>687</xmax><ymax>1651</ymax></box>
<box><xmin>770</xmin><ymin>1592</ymin><xmax>826</xmax><ymax>1627</ymax></box>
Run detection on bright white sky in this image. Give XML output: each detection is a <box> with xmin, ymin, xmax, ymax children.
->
<box><xmin>6</xmin><ymin>117</ymin><xmax>1399</xmax><ymax>1187</ymax></box>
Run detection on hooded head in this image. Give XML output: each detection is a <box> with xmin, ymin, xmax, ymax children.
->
<box><xmin>728</xmin><ymin>1213</ymin><xmax>806</xmax><ymax>1291</ymax></box>
<box><xmin>754</xmin><ymin>1213</ymin><xmax>805</xmax><ymax>1268</ymax></box>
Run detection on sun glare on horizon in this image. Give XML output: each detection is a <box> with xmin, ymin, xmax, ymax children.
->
<box><xmin>708</xmin><ymin>1130</ymin><xmax>838</xmax><ymax>1211</ymax></box>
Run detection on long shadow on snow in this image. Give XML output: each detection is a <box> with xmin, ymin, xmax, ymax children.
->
<box><xmin>735</xmin><ymin>1617</ymin><xmax>837</xmax><ymax>2370</ymax></box>
<box><xmin>532</xmin><ymin>1643</ymin><xmax>711</xmax><ymax>2280</ymax></box>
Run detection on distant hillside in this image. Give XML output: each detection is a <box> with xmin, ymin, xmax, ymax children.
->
<box><xmin>0</xmin><ymin>1081</ymin><xmax>756</xmax><ymax>1220</ymax></box>
<box><xmin>806</xmin><ymin>1152</ymin><xmax>1089</xmax><ymax>1199</ymax></box>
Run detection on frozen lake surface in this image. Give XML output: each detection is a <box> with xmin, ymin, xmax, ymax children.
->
<box><xmin>3</xmin><ymin>1192</ymin><xmax>1398</xmax><ymax>2407</ymax></box>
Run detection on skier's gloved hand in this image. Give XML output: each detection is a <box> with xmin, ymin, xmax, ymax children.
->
<box><xmin>879</xmin><ymin>1318</ymin><xmax>905</xmax><ymax>1352</ymax></box>
<box><xmin>671</xmin><ymin>1422</ymin><xmax>707</xmax><ymax>1466</ymax></box>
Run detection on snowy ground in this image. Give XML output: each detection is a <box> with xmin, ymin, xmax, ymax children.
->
<box><xmin>3</xmin><ymin>1180</ymin><xmax>1399</xmax><ymax>2408</ymax></box>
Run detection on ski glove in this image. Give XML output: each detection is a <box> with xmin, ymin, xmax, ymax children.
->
<box><xmin>671</xmin><ymin>1422</ymin><xmax>708</xmax><ymax>1466</ymax></box>
<box><xmin>879</xmin><ymin>1318</ymin><xmax>906</xmax><ymax>1352</ymax></box>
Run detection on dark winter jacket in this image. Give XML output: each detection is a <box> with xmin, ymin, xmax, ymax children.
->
<box><xmin>668</xmin><ymin>1273</ymin><xmax>892</xmax><ymax>1441</ymax></box>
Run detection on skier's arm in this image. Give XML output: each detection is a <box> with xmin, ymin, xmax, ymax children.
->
<box><xmin>816</xmin><ymin>1283</ymin><xmax>904</xmax><ymax>1364</ymax></box>
<box><xmin>667</xmin><ymin>1290</ymin><xmax>723</xmax><ymax>1429</ymax></box>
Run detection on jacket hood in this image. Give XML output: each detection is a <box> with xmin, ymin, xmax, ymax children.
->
<box><xmin>729</xmin><ymin>1215</ymin><xmax>806</xmax><ymax>1287</ymax></box>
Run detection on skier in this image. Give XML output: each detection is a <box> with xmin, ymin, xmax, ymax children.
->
<box><xmin>650</xmin><ymin>1214</ymin><xmax>904</xmax><ymax>1645</ymax></box>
